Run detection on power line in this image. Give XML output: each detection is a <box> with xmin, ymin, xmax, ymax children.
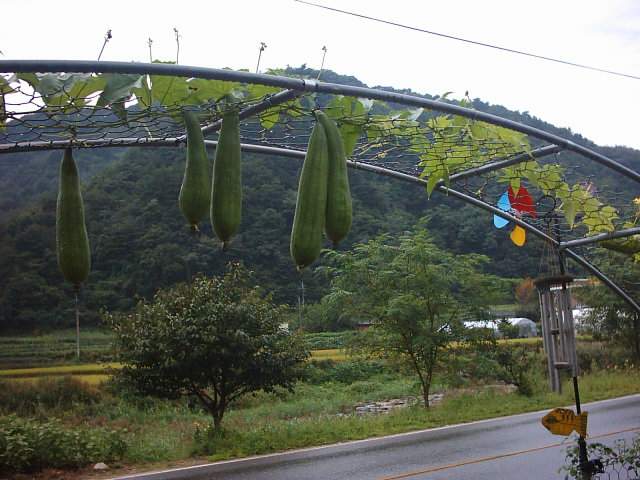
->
<box><xmin>294</xmin><ymin>0</ymin><xmax>640</xmax><ymax>81</ymax></box>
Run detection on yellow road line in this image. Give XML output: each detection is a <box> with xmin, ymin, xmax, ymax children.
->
<box><xmin>377</xmin><ymin>426</ymin><xmax>640</xmax><ymax>480</ymax></box>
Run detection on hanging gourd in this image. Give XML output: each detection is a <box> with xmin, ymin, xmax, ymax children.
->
<box><xmin>315</xmin><ymin>110</ymin><xmax>352</xmax><ymax>247</ymax></box>
<box><xmin>211</xmin><ymin>108</ymin><xmax>242</xmax><ymax>249</ymax></box>
<box><xmin>179</xmin><ymin>109</ymin><xmax>211</xmax><ymax>231</ymax></box>
<box><xmin>56</xmin><ymin>148</ymin><xmax>91</xmax><ymax>287</ymax></box>
<box><xmin>290</xmin><ymin>115</ymin><xmax>329</xmax><ymax>269</ymax></box>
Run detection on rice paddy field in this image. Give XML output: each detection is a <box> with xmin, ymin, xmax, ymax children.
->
<box><xmin>0</xmin><ymin>329</ymin><xmax>349</xmax><ymax>384</ymax></box>
<box><xmin>0</xmin><ymin>329</ymin><xmax>114</xmax><ymax>369</ymax></box>
<box><xmin>0</xmin><ymin>328</ymin><xmax>575</xmax><ymax>384</ymax></box>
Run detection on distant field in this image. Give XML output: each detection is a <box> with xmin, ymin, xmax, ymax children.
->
<box><xmin>310</xmin><ymin>349</ymin><xmax>347</xmax><ymax>361</ymax></box>
<box><xmin>0</xmin><ymin>328</ymin><xmax>114</xmax><ymax>369</ymax></box>
<box><xmin>0</xmin><ymin>352</ymin><xmax>346</xmax><ymax>383</ymax></box>
<box><xmin>0</xmin><ymin>362</ymin><xmax>121</xmax><ymax>378</ymax></box>
<box><xmin>8</xmin><ymin>374</ymin><xmax>111</xmax><ymax>385</ymax></box>
<box><xmin>0</xmin><ymin>327</ymin><xmax>569</xmax><ymax>372</ymax></box>
<box><xmin>0</xmin><ymin>329</ymin><xmax>353</xmax><ymax>370</ymax></box>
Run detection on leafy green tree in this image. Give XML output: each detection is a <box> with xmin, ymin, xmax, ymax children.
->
<box><xmin>107</xmin><ymin>263</ymin><xmax>309</xmax><ymax>430</ymax></box>
<box><xmin>498</xmin><ymin>318</ymin><xmax>520</xmax><ymax>339</ymax></box>
<box><xmin>576</xmin><ymin>250</ymin><xmax>640</xmax><ymax>362</ymax></box>
<box><xmin>514</xmin><ymin>277</ymin><xmax>539</xmax><ymax>321</ymax></box>
<box><xmin>323</xmin><ymin>228</ymin><xmax>504</xmax><ymax>407</ymax></box>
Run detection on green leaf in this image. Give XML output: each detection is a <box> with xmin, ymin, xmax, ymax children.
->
<box><xmin>426</xmin><ymin>169</ymin><xmax>447</xmax><ymax>198</ymax></box>
<box><xmin>97</xmin><ymin>73</ymin><xmax>143</xmax><ymax>108</ymax></box>
<box><xmin>469</xmin><ymin>121</ymin><xmax>489</xmax><ymax>140</ymax></box>
<box><xmin>246</xmin><ymin>83</ymin><xmax>281</xmax><ymax>100</ymax></box>
<box><xmin>326</xmin><ymin>96</ymin><xmax>366</xmax><ymax>121</ymax></box>
<box><xmin>66</xmin><ymin>75</ymin><xmax>106</xmax><ymax>102</ymax></box>
<box><xmin>260</xmin><ymin>108</ymin><xmax>280</xmax><ymax>130</ymax></box>
<box><xmin>564</xmin><ymin>199</ymin><xmax>577</xmax><ymax>228</ymax></box>
<box><xmin>111</xmin><ymin>100</ymin><xmax>128</xmax><ymax>122</ymax></box>
<box><xmin>428</xmin><ymin>115</ymin><xmax>452</xmax><ymax>130</ymax></box>
<box><xmin>437</xmin><ymin>91</ymin><xmax>454</xmax><ymax>100</ymax></box>
<box><xmin>132</xmin><ymin>77</ymin><xmax>152</xmax><ymax>109</ymax></box>
<box><xmin>0</xmin><ymin>76</ymin><xmax>14</xmax><ymax>131</ymax></box>
<box><xmin>341</xmin><ymin>122</ymin><xmax>362</xmax><ymax>157</ymax></box>
<box><xmin>186</xmin><ymin>78</ymin><xmax>245</xmax><ymax>105</ymax></box>
<box><xmin>148</xmin><ymin>75</ymin><xmax>184</xmax><ymax>106</ymax></box>
<box><xmin>16</xmin><ymin>73</ymin><xmax>98</xmax><ymax>108</ymax></box>
<box><xmin>16</xmin><ymin>73</ymin><xmax>39</xmax><ymax>89</ymax></box>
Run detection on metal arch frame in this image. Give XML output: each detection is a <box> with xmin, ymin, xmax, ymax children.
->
<box><xmin>2</xmin><ymin>59</ymin><xmax>640</xmax><ymax>182</ymax></box>
<box><xmin>1</xmin><ymin>59</ymin><xmax>639</xmax><ymax>313</ymax></box>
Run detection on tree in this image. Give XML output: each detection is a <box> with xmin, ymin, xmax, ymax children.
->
<box><xmin>576</xmin><ymin>250</ymin><xmax>640</xmax><ymax>362</ymax></box>
<box><xmin>107</xmin><ymin>263</ymin><xmax>309</xmax><ymax>430</ymax></box>
<box><xmin>497</xmin><ymin>318</ymin><xmax>520</xmax><ymax>339</ymax></box>
<box><xmin>323</xmin><ymin>228</ymin><xmax>505</xmax><ymax>407</ymax></box>
<box><xmin>514</xmin><ymin>277</ymin><xmax>539</xmax><ymax>321</ymax></box>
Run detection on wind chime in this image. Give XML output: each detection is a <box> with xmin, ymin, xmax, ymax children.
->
<box><xmin>534</xmin><ymin>240</ymin><xmax>579</xmax><ymax>394</ymax></box>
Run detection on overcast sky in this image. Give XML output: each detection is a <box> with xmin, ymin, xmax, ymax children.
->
<box><xmin>2</xmin><ymin>0</ymin><xmax>639</xmax><ymax>149</ymax></box>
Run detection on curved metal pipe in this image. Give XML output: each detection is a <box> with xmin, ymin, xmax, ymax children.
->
<box><xmin>564</xmin><ymin>249</ymin><xmax>640</xmax><ymax>312</ymax></box>
<box><xmin>2</xmin><ymin>59</ymin><xmax>639</xmax><ymax>183</ymax></box>
<box><xmin>560</xmin><ymin>227</ymin><xmax>640</xmax><ymax>250</ymax></box>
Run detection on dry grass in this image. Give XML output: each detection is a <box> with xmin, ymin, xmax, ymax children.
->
<box><xmin>8</xmin><ymin>374</ymin><xmax>111</xmax><ymax>385</ymax></box>
<box><xmin>310</xmin><ymin>349</ymin><xmax>347</xmax><ymax>361</ymax></box>
<box><xmin>0</xmin><ymin>363</ymin><xmax>121</xmax><ymax>378</ymax></box>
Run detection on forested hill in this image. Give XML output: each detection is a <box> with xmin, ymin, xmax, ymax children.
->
<box><xmin>0</xmin><ymin>67</ymin><xmax>638</xmax><ymax>332</ymax></box>
<box><xmin>0</xmin><ymin>144</ymin><xmax>542</xmax><ymax>332</ymax></box>
<box><xmin>0</xmin><ymin>148</ymin><xmax>124</xmax><ymax>223</ymax></box>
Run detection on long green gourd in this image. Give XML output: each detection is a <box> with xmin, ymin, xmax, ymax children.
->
<box><xmin>56</xmin><ymin>148</ymin><xmax>91</xmax><ymax>287</ymax></box>
<box><xmin>211</xmin><ymin>109</ymin><xmax>242</xmax><ymax>248</ymax></box>
<box><xmin>316</xmin><ymin>110</ymin><xmax>352</xmax><ymax>247</ymax></box>
<box><xmin>179</xmin><ymin>110</ymin><xmax>211</xmax><ymax>231</ymax></box>
<box><xmin>290</xmin><ymin>115</ymin><xmax>329</xmax><ymax>269</ymax></box>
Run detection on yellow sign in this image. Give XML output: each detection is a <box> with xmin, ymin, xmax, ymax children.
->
<box><xmin>541</xmin><ymin>408</ymin><xmax>588</xmax><ymax>437</ymax></box>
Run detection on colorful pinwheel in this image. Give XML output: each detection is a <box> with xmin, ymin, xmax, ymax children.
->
<box><xmin>493</xmin><ymin>185</ymin><xmax>536</xmax><ymax>246</ymax></box>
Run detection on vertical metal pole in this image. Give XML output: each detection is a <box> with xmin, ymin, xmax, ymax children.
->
<box><xmin>540</xmin><ymin>289</ymin><xmax>558</xmax><ymax>392</ymax></box>
<box><xmin>556</xmin><ymin>224</ymin><xmax>591</xmax><ymax>480</ymax></box>
<box><xmin>298</xmin><ymin>275</ymin><xmax>305</xmax><ymax>326</ymax></box>
<box><xmin>547</xmin><ymin>292</ymin><xmax>562</xmax><ymax>393</ymax></box>
<box><xmin>74</xmin><ymin>287</ymin><xmax>80</xmax><ymax>361</ymax></box>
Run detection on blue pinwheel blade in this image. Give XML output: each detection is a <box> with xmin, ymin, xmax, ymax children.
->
<box><xmin>494</xmin><ymin>192</ymin><xmax>511</xmax><ymax>228</ymax></box>
<box><xmin>497</xmin><ymin>192</ymin><xmax>511</xmax><ymax>211</ymax></box>
<box><xmin>494</xmin><ymin>214</ymin><xmax>509</xmax><ymax>228</ymax></box>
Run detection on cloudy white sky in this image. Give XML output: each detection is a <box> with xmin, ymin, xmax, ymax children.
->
<box><xmin>2</xmin><ymin>0</ymin><xmax>639</xmax><ymax>149</ymax></box>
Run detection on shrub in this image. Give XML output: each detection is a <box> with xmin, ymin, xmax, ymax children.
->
<box><xmin>304</xmin><ymin>359</ymin><xmax>387</xmax><ymax>384</ymax></box>
<box><xmin>0</xmin><ymin>415</ymin><xmax>127</xmax><ymax>473</ymax></box>
<box><xmin>493</xmin><ymin>345</ymin><xmax>540</xmax><ymax>396</ymax></box>
<box><xmin>498</xmin><ymin>319</ymin><xmax>520</xmax><ymax>339</ymax></box>
<box><xmin>304</xmin><ymin>331</ymin><xmax>359</xmax><ymax>350</ymax></box>
<box><xmin>108</xmin><ymin>266</ymin><xmax>309</xmax><ymax>432</ymax></box>
<box><xmin>562</xmin><ymin>435</ymin><xmax>640</xmax><ymax>479</ymax></box>
<box><xmin>576</xmin><ymin>342</ymin><xmax>632</xmax><ymax>372</ymax></box>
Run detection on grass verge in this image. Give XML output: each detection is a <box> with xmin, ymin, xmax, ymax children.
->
<box><xmin>197</xmin><ymin>368</ymin><xmax>640</xmax><ymax>461</ymax></box>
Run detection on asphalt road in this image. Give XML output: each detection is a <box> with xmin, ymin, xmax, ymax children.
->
<box><xmin>115</xmin><ymin>394</ymin><xmax>640</xmax><ymax>480</ymax></box>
